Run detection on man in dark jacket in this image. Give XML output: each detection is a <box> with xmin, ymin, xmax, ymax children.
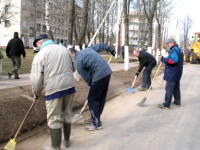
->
<box><xmin>6</xmin><ymin>32</ymin><xmax>26</xmax><ymax>79</ymax></box>
<box><xmin>133</xmin><ymin>50</ymin><xmax>157</xmax><ymax>91</ymax></box>
<box><xmin>70</xmin><ymin>43</ymin><xmax>115</xmax><ymax>131</ymax></box>
<box><xmin>158</xmin><ymin>38</ymin><xmax>183</xmax><ymax>109</ymax></box>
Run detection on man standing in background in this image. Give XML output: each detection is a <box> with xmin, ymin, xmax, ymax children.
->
<box><xmin>6</xmin><ymin>32</ymin><xmax>26</xmax><ymax>79</ymax></box>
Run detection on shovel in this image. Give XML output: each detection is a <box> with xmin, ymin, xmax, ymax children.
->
<box><xmin>126</xmin><ymin>76</ymin><xmax>137</xmax><ymax>93</ymax></box>
<box><xmin>72</xmin><ymin>100</ymin><xmax>88</xmax><ymax>123</ymax></box>
<box><xmin>4</xmin><ymin>95</ymin><xmax>37</xmax><ymax>150</ymax></box>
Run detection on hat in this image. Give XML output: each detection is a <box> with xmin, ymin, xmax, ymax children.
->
<box><xmin>14</xmin><ymin>32</ymin><xmax>19</xmax><ymax>37</ymax></box>
<box><xmin>165</xmin><ymin>38</ymin><xmax>176</xmax><ymax>44</ymax></box>
<box><xmin>33</xmin><ymin>34</ymin><xmax>49</xmax><ymax>47</ymax></box>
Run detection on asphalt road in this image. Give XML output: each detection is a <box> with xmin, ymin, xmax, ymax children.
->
<box><xmin>7</xmin><ymin>63</ymin><xmax>200</xmax><ymax>150</ymax></box>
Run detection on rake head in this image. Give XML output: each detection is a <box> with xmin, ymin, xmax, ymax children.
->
<box><xmin>137</xmin><ymin>97</ymin><xmax>147</xmax><ymax>107</ymax></box>
<box><xmin>126</xmin><ymin>88</ymin><xmax>135</xmax><ymax>93</ymax></box>
<box><xmin>4</xmin><ymin>139</ymin><xmax>16</xmax><ymax>150</ymax></box>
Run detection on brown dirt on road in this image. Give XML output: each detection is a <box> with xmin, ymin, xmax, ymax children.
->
<box><xmin>0</xmin><ymin>63</ymin><xmax>164</xmax><ymax>146</ymax></box>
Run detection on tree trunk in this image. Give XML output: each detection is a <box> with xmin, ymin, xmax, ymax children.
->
<box><xmin>76</xmin><ymin>0</ymin><xmax>89</xmax><ymax>45</ymax></box>
<box><xmin>142</xmin><ymin>0</ymin><xmax>158</xmax><ymax>47</ymax></box>
<box><xmin>45</xmin><ymin>0</ymin><xmax>54</xmax><ymax>41</ymax></box>
<box><xmin>68</xmin><ymin>0</ymin><xmax>75</xmax><ymax>45</ymax></box>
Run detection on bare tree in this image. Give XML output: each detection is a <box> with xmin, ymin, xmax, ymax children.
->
<box><xmin>123</xmin><ymin>0</ymin><xmax>130</xmax><ymax>46</ymax></box>
<box><xmin>182</xmin><ymin>15</ymin><xmax>192</xmax><ymax>48</ymax></box>
<box><xmin>142</xmin><ymin>0</ymin><xmax>159</xmax><ymax>47</ymax></box>
<box><xmin>68</xmin><ymin>0</ymin><xmax>75</xmax><ymax>46</ymax></box>
<box><xmin>75</xmin><ymin>0</ymin><xmax>89</xmax><ymax>45</ymax></box>
<box><xmin>45</xmin><ymin>0</ymin><xmax>54</xmax><ymax>40</ymax></box>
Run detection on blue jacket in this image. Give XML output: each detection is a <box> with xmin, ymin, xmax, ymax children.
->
<box><xmin>162</xmin><ymin>44</ymin><xmax>183</xmax><ymax>82</ymax></box>
<box><xmin>75</xmin><ymin>43</ymin><xmax>113</xmax><ymax>86</ymax></box>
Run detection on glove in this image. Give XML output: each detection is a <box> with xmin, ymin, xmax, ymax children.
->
<box><xmin>34</xmin><ymin>94</ymin><xmax>39</xmax><ymax>100</ymax></box>
<box><xmin>111</xmin><ymin>50</ymin><xmax>116</xmax><ymax>56</ymax></box>
<box><xmin>135</xmin><ymin>72</ymin><xmax>140</xmax><ymax>77</ymax></box>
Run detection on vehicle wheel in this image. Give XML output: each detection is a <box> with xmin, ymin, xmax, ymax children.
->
<box><xmin>186</xmin><ymin>56</ymin><xmax>190</xmax><ymax>62</ymax></box>
<box><xmin>190</xmin><ymin>52</ymin><xmax>197</xmax><ymax>64</ymax></box>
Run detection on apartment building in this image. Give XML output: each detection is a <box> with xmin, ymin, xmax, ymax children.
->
<box><xmin>0</xmin><ymin>0</ymin><xmax>76</xmax><ymax>48</ymax></box>
<box><xmin>128</xmin><ymin>11</ymin><xmax>148</xmax><ymax>48</ymax></box>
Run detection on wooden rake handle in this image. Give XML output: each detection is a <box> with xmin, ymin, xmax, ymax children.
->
<box><xmin>14</xmin><ymin>99</ymin><xmax>36</xmax><ymax>139</ymax></box>
<box><xmin>145</xmin><ymin>62</ymin><xmax>162</xmax><ymax>98</ymax></box>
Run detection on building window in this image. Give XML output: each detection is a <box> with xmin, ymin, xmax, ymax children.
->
<box><xmin>43</xmin><ymin>13</ymin><xmax>45</xmax><ymax>20</ymax></box>
<box><xmin>31</xmin><ymin>0</ymin><xmax>35</xmax><ymax>7</ymax></box>
<box><xmin>5</xmin><ymin>20</ymin><xmax>10</xmax><ymax>27</ymax></box>
<box><xmin>57</xmin><ymin>28</ymin><xmax>60</xmax><ymax>34</ymax></box>
<box><xmin>42</xmin><ymin>25</ymin><xmax>46</xmax><ymax>32</ymax></box>
<box><xmin>37</xmin><ymin>0</ymin><xmax>41</xmax><ymax>4</ymax></box>
<box><xmin>5</xmin><ymin>5</ymin><xmax>10</xmax><ymax>13</ymax></box>
<box><xmin>52</xmin><ymin>28</ymin><xmax>56</xmax><ymax>33</ymax></box>
<box><xmin>37</xmin><ymin>24</ymin><xmax>41</xmax><ymax>31</ymax></box>
<box><xmin>37</xmin><ymin>11</ymin><xmax>41</xmax><ymax>18</ymax></box>
<box><xmin>30</xmin><ymin>27</ymin><xmax>34</xmax><ymax>35</ymax></box>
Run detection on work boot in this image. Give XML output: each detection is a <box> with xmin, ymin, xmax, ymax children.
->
<box><xmin>63</xmin><ymin>123</ymin><xmax>71</xmax><ymax>148</ymax></box>
<box><xmin>8</xmin><ymin>72</ymin><xmax>11</xmax><ymax>79</ymax></box>
<box><xmin>48</xmin><ymin>128</ymin><xmax>61</xmax><ymax>150</ymax></box>
<box><xmin>14</xmin><ymin>76</ymin><xmax>20</xmax><ymax>79</ymax></box>
<box><xmin>138</xmin><ymin>87</ymin><xmax>147</xmax><ymax>91</ymax></box>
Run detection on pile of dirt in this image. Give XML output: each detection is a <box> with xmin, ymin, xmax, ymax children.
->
<box><xmin>0</xmin><ymin>63</ymin><xmax>164</xmax><ymax>143</ymax></box>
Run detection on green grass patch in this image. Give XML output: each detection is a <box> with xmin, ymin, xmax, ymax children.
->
<box><xmin>0</xmin><ymin>48</ymin><xmax>132</xmax><ymax>75</ymax></box>
<box><xmin>1</xmin><ymin>48</ymin><xmax>34</xmax><ymax>75</ymax></box>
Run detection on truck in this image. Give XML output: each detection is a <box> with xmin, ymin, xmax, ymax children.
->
<box><xmin>187</xmin><ymin>32</ymin><xmax>200</xmax><ymax>64</ymax></box>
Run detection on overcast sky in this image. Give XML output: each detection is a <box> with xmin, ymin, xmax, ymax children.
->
<box><xmin>169</xmin><ymin>0</ymin><xmax>200</xmax><ymax>39</ymax></box>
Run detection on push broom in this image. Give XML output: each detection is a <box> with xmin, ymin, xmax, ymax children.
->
<box><xmin>4</xmin><ymin>97</ymin><xmax>36</xmax><ymax>150</ymax></box>
<box><xmin>137</xmin><ymin>62</ymin><xmax>162</xmax><ymax>107</ymax></box>
<box><xmin>126</xmin><ymin>75</ymin><xmax>137</xmax><ymax>93</ymax></box>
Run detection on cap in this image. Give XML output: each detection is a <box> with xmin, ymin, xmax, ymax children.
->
<box><xmin>33</xmin><ymin>34</ymin><xmax>49</xmax><ymax>47</ymax></box>
<box><xmin>165</xmin><ymin>38</ymin><xmax>176</xmax><ymax>44</ymax></box>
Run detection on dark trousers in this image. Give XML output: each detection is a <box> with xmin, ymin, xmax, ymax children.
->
<box><xmin>87</xmin><ymin>74</ymin><xmax>111</xmax><ymax>126</ymax></box>
<box><xmin>142</xmin><ymin>64</ymin><xmax>156</xmax><ymax>88</ymax></box>
<box><xmin>163</xmin><ymin>81</ymin><xmax>181</xmax><ymax>107</ymax></box>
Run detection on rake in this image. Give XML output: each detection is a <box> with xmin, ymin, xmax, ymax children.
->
<box><xmin>126</xmin><ymin>76</ymin><xmax>137</xmax><ymax>93</ymax></box>
<box><xmin>4</xmin><ymin>97</ymin><xmax>36</xmax><ymax>150</ymax></box>
<box><xmin>137</xmin><ymin>62</ymin><xmax>162</xmax><ymax>107</ymax></box>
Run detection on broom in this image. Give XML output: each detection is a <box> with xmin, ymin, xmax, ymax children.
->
<box><xmin>4</xmin><ymin>97</ymin><xmax>36</xmax><ymax>150</ymax></box>
<box><xmin>137</xmin><ymin>62</ymin><xmax>162</xmax><ymax>107</ymax></box>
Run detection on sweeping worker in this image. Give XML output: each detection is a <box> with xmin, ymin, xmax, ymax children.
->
<box><xmin>133</xmin><ymin>50</ymin><xmax>157</xmax><ymax>91</ymax></box>
<box><xmin>158</xmin><ymin>38</ymin><xmax>183</xmax><ymax>109</ymax></box>
<box><xmin>70</xmin><ymin>43</ymin><xmax>116</xmax><ymax>131</ymax></box>
<box><xmin>6</xmin><ymin>32</ymin><xmax>26</xmax><ymax>79</ymax></box>
<box><xmin>30</xmin><ymin>34</ymin><xmax>76</xmax><ymax>150</ymax></box>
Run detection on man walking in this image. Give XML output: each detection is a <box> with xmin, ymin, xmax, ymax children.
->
<box><xmin>158</xmin><ymin>38</ymin><xmax>183</xmax><ymax>109</ymax></box>
<box><xmin>70</xmin><ymin>43</ymin><xmax>116</xmax><ymax>131</ymax></box>
<box><xmin>31</xmin><ymin>34</ymin><xmax>76</xmax><ymax>149</ymax></box>
<box><xmin>133</xmin><ymin>50</ymin><xmax>157</xmax><ymax>91</ymax></box>
<box><xmin>6</xmin><ymin>32</ymin><xmax>26</xmax><ymax>79</ymax></box>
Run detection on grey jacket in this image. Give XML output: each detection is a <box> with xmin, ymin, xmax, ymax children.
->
<box><xmin>30</xmin><ymin>40</ymin><xmax>76</xmax><ymax>97</ymax></box>
<box><xmin>75</xmin><ymin>43</ymin><xmax>113</xmax><ymax>86</ymax></box>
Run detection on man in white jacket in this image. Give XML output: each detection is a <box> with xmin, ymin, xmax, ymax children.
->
<box><xmin>31</xmin><ymin>34</ymin><xmax>76</xmax><ymax>150</ymax></box>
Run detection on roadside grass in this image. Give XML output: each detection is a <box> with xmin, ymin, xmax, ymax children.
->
<box><xmin>0</xmin><ymin>48</ymin><xmax>133</xmax><ymax>75</ymax></box>
<box><xmin>1</xmin><ymin>48</ymin><xmax>34</xmax><ymax>75</ymax></box>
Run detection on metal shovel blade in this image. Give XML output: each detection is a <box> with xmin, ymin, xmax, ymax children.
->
<box><xmin>126</xmin><ymin>88</ymin><xmax>135</xmax><ymax>93</ymax></box>
<box><xmin>71</xmin><ymin>113</ymin><xmax>83</xmax><ymax>123</ymax></box>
